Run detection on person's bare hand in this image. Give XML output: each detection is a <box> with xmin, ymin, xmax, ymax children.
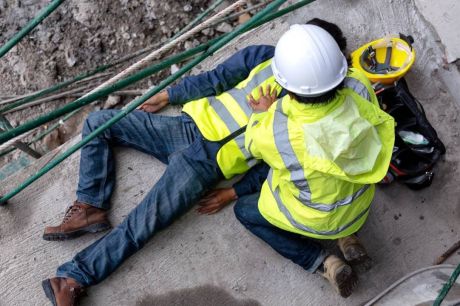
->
<box><xmin>196</xmin><ymin>188</ymin><xmax>238</xmax><ymax>215</ymax></box>
<box><xmin>138</xmin><ymin>90</ymin><xmax>169</xmax><ymax>113</ymax></box>
<box><xmin>248</xmin><ymin>84</ymin><xmax>277</xmax><ymax>112</ymax></box>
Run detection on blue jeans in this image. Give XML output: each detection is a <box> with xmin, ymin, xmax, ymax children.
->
<box><xmin>57</xmin><ymin>110</ymin><xmax>222</xmax><ymax>286</ymax></box>
<box><xmin>234</xmin><ymin>193</ymin><xmax>327</xmax><ymax>273</ymax></box>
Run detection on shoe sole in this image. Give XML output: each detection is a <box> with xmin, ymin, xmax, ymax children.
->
<box><xmin>42</xmin><ymin>279</ymin><xmax>57</xmax><ymax>306</ymax></box>
<box><xmin>335</xmin><ymin>264</ymin><xmax>358</xmax><ymax>298</ymax></box>
<box><xmin>343</xmin><ymin>245</ymin><xmax>373</xmax><ymax>272</ymax></box>
<box><xmin>342</xmin><ymin>244</ymin><xmax>367</xmax><ymax>261</ymax></box>
<box><xmin>42</xmin><ymin>222</ymin><xmax>111</xmax><ymax>241</ymax></box>
<box><xmin>348</xmin><ymin>255</ymin><xmax>373</xmax><ymax>273</ymax></box>
<box><xmin>341</xmin><ymin>242</ymin><xmax>372</xmax><ymax>266</ymax></box>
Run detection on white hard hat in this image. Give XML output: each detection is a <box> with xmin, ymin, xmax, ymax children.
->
<box><xmin>271</xmin><ymin>24</ymin><xmax>348</xmax><ymax>97</ymax></box>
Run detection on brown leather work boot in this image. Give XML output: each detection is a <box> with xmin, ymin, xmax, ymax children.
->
<box><xmin>43</xmin><ymin>201</ymin><xmax>111</xmax><ymax>241</ymax></box>
<box><xmin>42</xmin><ymin>277</ymin><xmax>85</xmax><ymax>306</ymax></box>
<box><xmin>321</xmin><ymin>255</ymin><xmax>357</xmax><ymax>298</ymax></box>
<box><xmin>337</xmin><ymin>234</ymin><xmax>372</xmax><ymax>269</ymax></box>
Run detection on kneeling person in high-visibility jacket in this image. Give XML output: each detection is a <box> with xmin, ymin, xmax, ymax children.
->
<box><xmin>239</xmin><ymin>25</ymin><xmax>395</xmax><ymax>297</ymax></box>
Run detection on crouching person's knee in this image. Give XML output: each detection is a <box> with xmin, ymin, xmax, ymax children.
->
<box><xmin>233</xmin><ymin>200</ymin><xmax>250</xmax><ymax>226</ymax></box>
<box><xmin>234</xmin><ymin>193</ymin><xmax>263</xmax><ymax>229</ymax></box>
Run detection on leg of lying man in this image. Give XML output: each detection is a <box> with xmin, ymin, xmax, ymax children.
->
<box><xmin>57</xmin><ymin>147</ymin><xmax>221</xmax><ymax>287</ymax></box>
<box><xmin>42</xmin><ymin>143</ymin><xmax>222</xmax><ymax>304</ymax></box>
<box><xmin>43</xmin><ymin>110</ymin><xmax>200</xmax><ymax>241</ymax></box>
<box><xmin>76</xmin><ymin>110</ymin><xmax>199</xmax><ymax>209</ymax></box>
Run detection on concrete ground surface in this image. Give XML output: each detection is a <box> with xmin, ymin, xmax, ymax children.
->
<box><xmin>1</xmin><ymin>0</ymin><xmax>460</xmax><ymax>305</ymax></box>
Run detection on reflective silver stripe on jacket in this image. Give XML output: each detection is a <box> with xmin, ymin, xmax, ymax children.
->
<box><xmin>235</xmin><ymin>132</ymin><xmax>257</xmax><ymax>167</ymax></box>
<box><xmin>273</xmin><ymin>101</ymin><xmax>312</xmax><ymax>202</ymax></box>
<box><xmin>273</xmin><ymin>100</ymin><xmax>370</xmax><ymax>212</ymax></box>
<box><xmin>344</xmin><ymin>77</ymin><xmax>371</xmax><ymax>100</ymax></box>
<box><xmin>208</xmin><ymin>64</ymin><xmax>273</xmax><ymax>164</ymax></box>
<box><xmin>267</xmin><ymin>170</ymin><xmax>371</xmax><ymax>236</ymax></box>
<box><xmin>227</xmin><ymin>64</ymin><xmax>274</xmax><ymax>117</ymax></box>
<box><xmin>209</xmin><ymin>96</ymin><xmax>253</xmax><ymax>162</ymax></box>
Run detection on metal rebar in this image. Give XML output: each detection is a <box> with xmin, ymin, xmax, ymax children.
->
<box><xmin>0</xmin><ymin>0</ymin><xmax>66</xmax><ymax>59</ymax></box>
<box><xmin>0</xmin><ymin>44</ymin><xmax>207</xmax><ymax>145</ymax></box>
<box><xmin>0</xmin><ymin>44</ymin><xmax>202</xmax><ymax>157</ymax></box>
<box><xmin>0</xmin><ymin>0</ymin><xmax>221</xmax><ymax>113</ymax></box>
<box><xmin>0</xmin><ymin>0</ymin><xmax>316</xmax><ymax>146</ymax></box>
<box><xmin>0</xmin><ymin>117</ymin><xmax>42</xmax><ymax>159</ymax></box>
<box><xmin>0</xmin><ymin>72</ymin><xmax>111</xmax><ymax>107</ymax></box>
<box><xmin>213</xmin><ymin>2</ymin><xmax>268</xmax><ymax>26</ymax></box>
<box><xmin>433</xmin><ymin>262</ymin><xmax>460</xmax><ymax>306</ymax></box>
<box><xmin>0</xmin><ymin>0</ymin><xmax>233</xmax><ymax>115</ymax></box>
<box><xmin>0</xmin><ymin>0</ymin><xmax>257</xmax><ymax>114</ymax></box>
<box><xmin>0</xmin><ymin>65</ymin><xmax>112</xmax><ymax>114</ymax></box>
<box><xmin>3</xmin><ymin>85</ymin><xmax>95</xmax><ymax>114</ymax></box>
<box><xmin>0</xmin><ymin>0</ymin><xmax>300</xmax><ymax>205</ymax></box>
<box><xmin>171</xmin><ymin>0</ymin><xmax>228</xmax><ymax>39</ymax></box>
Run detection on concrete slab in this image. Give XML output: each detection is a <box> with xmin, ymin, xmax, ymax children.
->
<box><xmin>1</xmin><ymin>1</ymin><xmax>460</xmax><ymax>305</ymax></box>
<box><xmin>415</xmin><ymin>0</ymin><xmax>460</xmax><ymax>63</ymax></box>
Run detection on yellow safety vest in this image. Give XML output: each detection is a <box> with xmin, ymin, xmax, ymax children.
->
<box><xmin>246</xmin><ymin>68</ymin><xmax>395</xmax><ymax>240</ymax></box>
<box><xmin>183</xmin><ymin>59</ymin><xmax>282</xmax><ymax>179</ymax></box>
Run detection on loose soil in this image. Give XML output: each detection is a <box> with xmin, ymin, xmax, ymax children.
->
<box><xmin>0</xmin><ymin>0</ymin><xmax>246</xmax><ymax>168</ymax></box>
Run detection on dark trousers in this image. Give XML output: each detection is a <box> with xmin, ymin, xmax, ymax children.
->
<box><xmin>234</xmin><ymin>193</ymin><xmax>327</xmax><ymax>272</ymax></box>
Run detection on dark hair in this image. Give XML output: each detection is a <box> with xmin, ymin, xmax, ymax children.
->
<box><xmin>306</xmin><ymin>18</ymin><xmax>347</xmax><ymax>53</ymax></box>
<box><xmin>289</xmin><ymin>81</ymin><xmax>344</xmax><ymax>104</ymax></box>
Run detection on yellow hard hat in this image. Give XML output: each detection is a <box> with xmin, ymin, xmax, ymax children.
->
<box><xmin>351</xmin><ymin>34</ymin><xmax>416</xmax><ymax>84</ymax></box>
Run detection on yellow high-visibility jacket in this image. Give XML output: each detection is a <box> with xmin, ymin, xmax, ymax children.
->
<box><xmin>245</xmin><ymin>68</ymin><xmax>395</xmax><ymax>239</ymax></box>
<box><xmin>183</xmin><ymin>59</ymin><xmax>281</xmax><ymax>178</ymax></box>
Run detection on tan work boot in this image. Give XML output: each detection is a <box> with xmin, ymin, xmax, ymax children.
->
<box><xmin>337</xmin><ymin>234</ymin><xmax>371</xmax><ymax>267</ymax></box>
<box><xmin>42</xmin><ymin>277</ymin><xmax>85</xmax><ymax>306</ymax></box>
<box><xmin>321</xmin><ymin>255</ymin><xmax>357</xmax><ymax>298</ymax></box>
<box><xmin>43</xmin><ymin>201</ymin><xmax>111</xmax><ymax>241</ymax></box>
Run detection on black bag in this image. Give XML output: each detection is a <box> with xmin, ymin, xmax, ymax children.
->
<box><xmin>376</xmin><ymin>78</ymin><xmax>446</xmax><ymax>189</ymax></box>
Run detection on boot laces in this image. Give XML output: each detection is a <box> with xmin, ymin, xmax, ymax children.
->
<box><xmin>62</xmin><ymin>205</ymin><xmax>82</xmax><ymax>224</ymax></box>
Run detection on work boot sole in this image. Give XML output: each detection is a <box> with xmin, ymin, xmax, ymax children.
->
<box><xmin>343</xmin><ymin>245</ymin><xmax>373</xmax><ymax>271</ymax></box>
<box><xmin>42</xmin><ymin>279</ymin><xmax>58</xmax><ymax>306</ymax></box>
<box><xmin>335</xmin><ymin>264</ymin><xmax>358</xmax><ymax>298</ymax></box>
<box><xmin>43</xmin><ymin>222</ymin><xmax>111</xmax><ymax>241</ymax></box>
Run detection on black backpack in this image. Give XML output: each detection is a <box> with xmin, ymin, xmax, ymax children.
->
<box><xmin>376</xmin><ymin>78</ymin><xmax>446</xmax><ymax>189</ymax></box>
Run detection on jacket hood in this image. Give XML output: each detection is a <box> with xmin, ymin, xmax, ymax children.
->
<box><xmin>296</xmin><ymin>94</ymin><xmax>395</xmax><ymax>184</ymax></box>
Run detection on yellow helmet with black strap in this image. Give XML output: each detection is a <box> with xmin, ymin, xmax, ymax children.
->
<box><xmin>351</xmin><ymin>34</ymin><xmax>416</xmax><ymax>84</ymax></box>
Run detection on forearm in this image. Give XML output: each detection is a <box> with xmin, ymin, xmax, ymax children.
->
<box><xmin>233</xmin><ymin>162</ymin><xmax>269</xmax><ymax>197</ymax></box>
<box><xmin>168</xmin><ymin>45</ymin><xmax>275</xmax><ymax>105</ymax></box>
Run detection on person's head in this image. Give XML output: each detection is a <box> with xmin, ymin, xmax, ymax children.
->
<box><xmin>272</xmin><ymin>23</ymin><xmax>348</xmax><ymax>104</ymax></box>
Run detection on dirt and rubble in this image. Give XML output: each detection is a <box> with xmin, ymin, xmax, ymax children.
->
<box><xmin>0</xmin><ymin>0</ymin><xmax>252</xmax><ymax>168</ymax></box>
<box><xmin>0</xmin><ymin>0</ymin><xmax>222</xmax><ymax>93</ymax></box>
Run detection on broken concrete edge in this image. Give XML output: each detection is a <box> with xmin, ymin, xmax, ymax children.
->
<box><xmin>421</xmin><ymin>15</ymin><xmax>460</xmax><ymax>108</ymax></box>
<box><xmin>414</xmin><ymin>0</ymin><xmax>460</xmax><ymax>63</ymax></box>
